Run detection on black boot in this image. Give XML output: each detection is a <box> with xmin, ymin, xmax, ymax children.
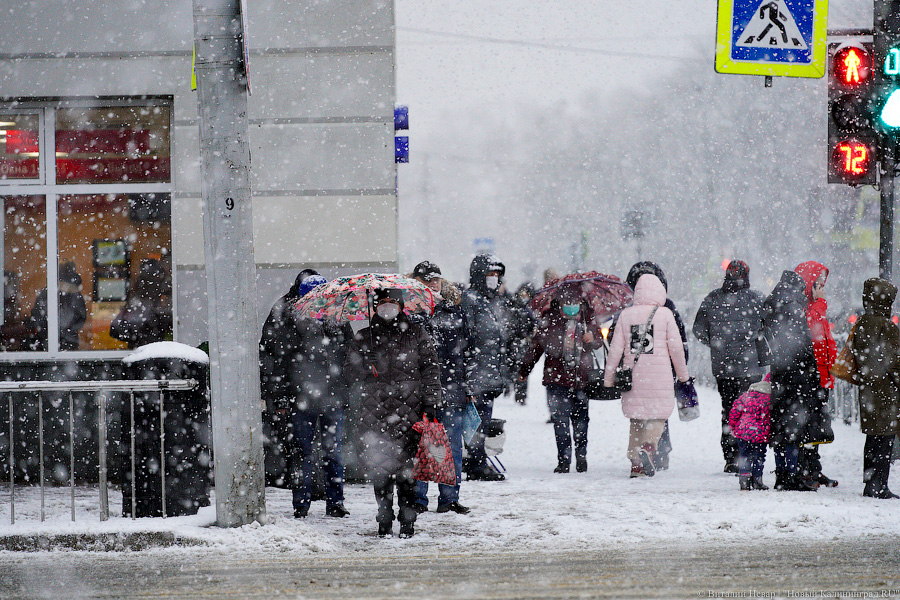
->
<box><xmin>739</xmin><ymin>476</ymin><xmax>751</xmax><ymax>491</ymax></box>
<box><xmin>576</xmin><ymin>457</ymin><xmax>588</xmax><ymax>473</ymax></box>
<box><xmin>751</xmin><ymin>476</ymin><xmax>769</xmax><ymax>491</ymax></box>
<box><xmin>399</xmin><ymin>522</ymin><xmax>415</xmax><ymax>538</ymax></box>
<box><xmin>378</xmin><ymin>522</ymin><xmax>392</xmax><ymax>537</ymax></box>
<box><xmin>554</xmin><ymin>462</ymin><xmax>570</xmax><ymax>474</ymax></box>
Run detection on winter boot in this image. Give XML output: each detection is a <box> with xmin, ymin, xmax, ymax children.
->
<box><xmin>576</xmin><ymin>457</ymin><xmax>588</xmax><ymax>473</ymax></box>
<box><xmin>378</xmin><ymin>522</ymin><xmax>393</xmax><ymax>537</ymax></box>
<box><xmin>817</xmin><ymin>473</ymin><xmax>839</xmax><ymax>488</ymax></box>
<box><xmin>554</xmin><ymin>462</ymin><xmax>570</xmax><ymax>474</ymax></box>
<box><xmin>774</xmin><ymin>471</ymin><xmax>786</xmax><ymax>491</ymax></box>
<box><xmin>399</xmin><ymin>522</ymin><xmax>415</xmax><ymax>538</ymax></box>
<box><xmin>639</xmin><ymin>443</ymin><xmax>656</xmax><ymax>477</ymax></box>
<box><xmin>739</xmin><ymin>476</ymin><xmax>752</xmax><ymax>491</ymax></box>
<box><xmin>751</xmin><ymin>476</ymin><xmax>769</xmax><ymax>491</ymax></box>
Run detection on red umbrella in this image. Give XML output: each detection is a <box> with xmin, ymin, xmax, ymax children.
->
<box><xmin>531</xmin><ymin>271</ymin><xmax>633</xmax><ymax>320</ymax></box>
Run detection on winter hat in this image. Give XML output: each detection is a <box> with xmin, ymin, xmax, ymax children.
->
<box><xmin>58</xmin><ymin>261</ymin><xmax>81</xmax><ymax>287</ymax></box>
<box><xmin>412</xmin><ymin>261</ymin><xmax>441</xmax><ymax>281</ymax></box>
<box><xmin>296</xmin><ymin>274</ymin><xmax>326</xmax><ymax>298</ymax></box>
<box><xmin>723</xmin><ymin>260</ymin><xmax>750</xmax><ymax>293</ymax></box>
<box><xmin>298</xmin><ymin>268</ymin><xmax>320</xmax><ymax>282</ymax></box>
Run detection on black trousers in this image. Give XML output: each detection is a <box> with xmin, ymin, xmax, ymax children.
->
<box><xmin>716</xmin><ymin>376</ymin><xmax>755</xmax><ymax>466</ymax></box>
<box><xmin>864</xmin><ymin>434</ymin><xmax>896</xmax><ymax>494</ymax></box>
<box><xmin>372</xmin><ymin>469</ymin><xmax>417</xmax><ymax>526</ymax></box>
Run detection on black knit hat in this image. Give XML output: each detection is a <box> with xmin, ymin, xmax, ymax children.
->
<box><xmin>373</xmin><ymin>288</ymin><xmax>404</xmax><ymax>304</ymax></box>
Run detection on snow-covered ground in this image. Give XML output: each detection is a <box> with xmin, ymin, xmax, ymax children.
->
<box><xmin>1</xmin><ymin>368</ymin><xmax>898</xmax><ymax>555</ymax></box>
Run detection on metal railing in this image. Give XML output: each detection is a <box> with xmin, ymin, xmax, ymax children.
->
<box><xmin>3</xmin><ymin>379</ymin><xmax>198</xmax><ymax>525</ymax></box>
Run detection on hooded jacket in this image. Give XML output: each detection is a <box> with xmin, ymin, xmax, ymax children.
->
<box><xmin>620</xmin><ymin>261</ymin><xmax>689</xmax><ymax>364</ymax></box>
<box><xmin>762</xmin><ymin>270</ymin><xmax>821</xmax><ymax>445</ymax></box>
<box><xmin>850</xmin><ymin>278</ymin><xmax>900</xmax><ymax>435</ymax></box>
<box><xmin>728</xmin><ymin>375</ymin><xmax>772</xmax><ymax>443</ymax></box>
<box><xmin>461</xmin><ymin>254</ymin><xmax>511</xmax><ymax>395</ymax></box>
<box><xmin>422</xmin><ymin>280</ymin><xmax>471</xmax><ymax>407</ymax></box>
<box><xmin>603</xmin><ymin>274</ymin><xmax>690</xmax><ymax>420</ymax></box>
<box><xmin>692</xmin><ymin>262</ymin><xmax>768</xmax><ymax>378</ymax></box>
<box><xmin>794</xmin><ymin>261</ymin><xmax>837</xmax><ymax>389</ymax></box>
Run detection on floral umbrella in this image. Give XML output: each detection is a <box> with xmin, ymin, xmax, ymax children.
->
<box><xmin>293</xmin><ymin>273</ymin><xmax>436</xmax><ymax>322</ymax></box>
<box><xmin>530</xmin><ymin>271</ymin><xmax>633</xmax><ymax>320</ymax></box>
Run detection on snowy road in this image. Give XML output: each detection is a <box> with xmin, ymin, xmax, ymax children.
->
<box><xmin>1</xmin><ymin>537</ymin><xmax>899</xmax><ymax>599</ymax></box>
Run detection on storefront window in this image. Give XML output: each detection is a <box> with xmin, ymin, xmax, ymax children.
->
<box><xmin>0</xmin><ymin>98</ymin><xmax>173</xmax><ymax>355</ymax></box>
<box><xmin>57</xmin><ymin>194</ymin><xmax>172</xmax><ymax>351</ymax></box>
<box><xmin>0</xmin><ymin>113</ymin><xmax>41</xmax><ymax>181</ymax></box>
<box><xmin>1</xmin><ymin>195</ymin><xmax>46</xmax><ymax>351</ymax></box>
<box><xmin>56</xmin><ymin>105</ymin><xmax>171</xmax><ymax>184</ymax></box>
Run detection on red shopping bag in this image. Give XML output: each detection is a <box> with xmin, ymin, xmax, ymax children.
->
<box><xmin>411</xmin><ymin>416</ymin><xmax>457</xmax><ymax>486</ymax></box>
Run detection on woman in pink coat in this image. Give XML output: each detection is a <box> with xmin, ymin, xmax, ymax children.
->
<box><xmin>603</xmin><ymin>273</ymin><xmax>691</xmax><ymax>477</ymax></box>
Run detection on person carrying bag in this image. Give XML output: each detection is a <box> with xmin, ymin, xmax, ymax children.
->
<box><xmin>602</xmin><ymin>274</ymin><xmax>691</xmax><ymax>478</ymax></box>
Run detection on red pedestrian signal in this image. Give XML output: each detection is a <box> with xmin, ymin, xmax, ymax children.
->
<box><xmin>830</xmin><ymin>140</ymin><xmax>873</xmax><ymax>181</ymax></box>
<box><xmin>832</xmin><ymin>46</ymin><xmax>872</xmax><ymax>86</ymax></box>
<box><xmin>828</xmin><ymin>40</ymin><xmax>877</xmax><ymax>185</ymax></box>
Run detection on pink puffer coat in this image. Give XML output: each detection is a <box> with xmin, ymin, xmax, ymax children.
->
<box><xmin>728</xmin><ymin>376</ymin><xmax>772</xmax><ymax>443</ymax></box>
<box><xmin>603</xmin><ymin>274</ymin><xmax>690</xmax><ymax>420</ymax></box>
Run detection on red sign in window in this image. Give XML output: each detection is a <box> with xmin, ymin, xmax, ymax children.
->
<box><xmin>4</xmin><ymin>130</ymin><xmax>39</xmax><ymax>154</ymax></box>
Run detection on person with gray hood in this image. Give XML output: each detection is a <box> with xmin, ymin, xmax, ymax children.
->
<box><xmin>460</xmin><ymin>253</ymin><xmax>510</xmax><ymax>481</ymax></box>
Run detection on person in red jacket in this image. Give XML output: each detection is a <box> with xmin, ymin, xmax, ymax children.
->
<box><xmin>794</xmin><ymin>261</ymin><xmax>839</xmax><ymax>489</ymax></box>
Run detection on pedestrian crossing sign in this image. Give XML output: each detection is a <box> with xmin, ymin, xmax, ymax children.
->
<box><xmin>715</xmin><ymin>0</ymin><xmax>828</xmax><ymax>78</ymax></box>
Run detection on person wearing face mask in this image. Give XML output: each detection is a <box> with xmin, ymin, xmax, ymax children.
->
<box><xmin>409</xmin><ymin>261</ymin><xmax>472</xmax><ymax>515</ymax></box>
<box><xmin>518</xmin><ymin>291</ymin><xmax>600</xmax><ymax>473</ymax></box>
<box><xmin>344</xmin><ymin>288</ymin><xmax>441</xmax><ymax>538</ymax></box>
<box><xmin>460</xmin><ymin>253</ymin><xmax>512</xmax><ymax>481</ymax></box>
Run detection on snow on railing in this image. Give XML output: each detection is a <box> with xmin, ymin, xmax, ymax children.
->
<box><xmin>2</xmin><ymin>379</ymin><xmax>198</xmax><ymax>525</ymax></box>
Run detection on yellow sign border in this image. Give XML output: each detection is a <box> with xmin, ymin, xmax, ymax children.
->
<box><xmin>715</xmin><ymin>0</ymin><xmax>829</xmax><ymax>78</ymax></box>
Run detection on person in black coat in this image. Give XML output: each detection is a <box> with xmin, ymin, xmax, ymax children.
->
<box><xmin>30</xmin><ymin>260</ymin><xmax>86</xmax><ymax>351</ymax></box>
<box><xmin>608</xmin><ymin>261</ymin><xmax>688</xmax><ymax>471</ymax></box>
<box><xmin>345</xmin><ymin>288</ymin><xmax>441</xmax><ymax>538</ymax></box>
<box><xmin>410</xmin><ymin>261</ymin><xmax>472</xmax><ymax>515</ymax></box>
<box><xmin>110</xmin><ymin>259</ymin><xmax>173</xmax><ymax>349</ymax></box>
<box><xmin>692</xmin><ymin>260</ymin><xmax>769</xmax><ymax>473</ymax></box>
<box><xmin>762</xmin><ymin>270</ymin><xmax>820</xmax><ymax>492</ymax></box>
<box><xmin>460</xmin><ymin>253</ymin><xmax>510</xmax><ymax>481</ymax></box>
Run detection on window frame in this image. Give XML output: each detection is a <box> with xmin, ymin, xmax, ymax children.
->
<box><xmin>0</xmin><ymin>96</ymin><xmax>176</xmax><ymax>361</ymax></box>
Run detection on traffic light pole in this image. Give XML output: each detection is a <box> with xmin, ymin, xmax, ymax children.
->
<box><xmin>880</xmin><ymin>139</ymin><xmax>896</xmax><ymax>279</ymax></box>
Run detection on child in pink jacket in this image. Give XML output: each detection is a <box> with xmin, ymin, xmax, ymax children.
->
<box><xmin>729</xmin><ymin>374</ymin><xmax>772</xmax><ymax>491</ymax></box>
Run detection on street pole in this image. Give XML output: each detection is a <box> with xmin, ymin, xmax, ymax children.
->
<box><xmin>192</xmin><ymin>0</ymin><xmax>265</xmax><ymax>526</ymax></box>
<box><xmin>880</xmin><ymin>138</ymin><xmax>895</xmax><ymax>280</ymax></box>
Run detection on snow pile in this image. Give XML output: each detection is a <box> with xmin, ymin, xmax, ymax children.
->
<box><xmin>122</xmin><ymin>342</ymin><xmax>209</xmax><ymax>365</ymax></box>
<box><xmin>2</xmin><ymin>366</ymin><xmax>897</xmax><ymax>555</ymax></box>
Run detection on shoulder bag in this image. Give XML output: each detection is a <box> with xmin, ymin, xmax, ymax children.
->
<box><xmin>614</xmin><ymin>306</ymin><xmax>658</xmax><ymax>392</ymax></box>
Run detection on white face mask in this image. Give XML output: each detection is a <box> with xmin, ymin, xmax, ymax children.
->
<box><xmin>376</xmin><ymin>303</ymin><xmax>400</xmax><ymax>320</ymax></box>
<box><xmin>485</xmin><ymin>275</ymin><xmax>500</xmax><ymax>290</ymax></box>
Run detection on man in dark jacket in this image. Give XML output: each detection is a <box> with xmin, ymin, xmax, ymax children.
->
<box><xmin>411</xmin><ymin>261</ymin><xmax>472</xmax><ymax>514</ymax></box>
<box><xmin>30</xmin><ymin>260</ymin><xmax>87</xmax><ymax>351</ymax></box>
<box><xmin>460</xmin><ymin>253</ymin><xmax>511</xmax><ymax>481</ymax></box>
<box><xmin>345</xmin><ymin>288</ymin><xmax>441</xmax><ymax>538</ymax></box>
<box><xmin>693</xmin><ymin>260</ymin><xmax>769</xmax><ymax>473</ymax></box>
<box><xmin>260</xmin><ymin>270</ymin><xmax>350</xmax><ymax>518</ymax></box>
<box><xmin>849</xmin><ymin>277</ymin><xmax>900</xmax><ymax>499</ymax></box>
<box><xmin>260</xmin><ymin>268</ymin><xmax>321</xmax><ymax>488</ymax></box>
<box><xmin>762</xmin><ymin>270</ymin><xmax>820</xmax><ymax>492</ymax></box>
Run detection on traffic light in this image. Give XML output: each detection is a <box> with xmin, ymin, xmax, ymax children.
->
<box><xmin>874</xmin><ymin>3</ymin><xmax>900</xmax><ymax>134</ymax></box>
<box><xmin>828</xmin><ymin>40</ymin><xmax>877</xmax><ymax>184</ymax></box>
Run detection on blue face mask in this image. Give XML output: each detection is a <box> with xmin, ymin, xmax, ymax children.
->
<box><xmin>562</xmin><ymin>304</ymin><xmax>580</xmax><ymax>317</ymax></box>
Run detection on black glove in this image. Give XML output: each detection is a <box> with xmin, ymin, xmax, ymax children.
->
<box><xmin>423</xmin><ymin>405</ymin><xmax>436</xmax><ymax>422</ymax></box>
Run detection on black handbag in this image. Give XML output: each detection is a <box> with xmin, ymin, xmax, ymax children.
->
<box><xmin>613</xmin><ymin>306</ymin><xmax>657</xmax><ymax>393</ymax></box>
<box><xmin>584</xmin><ymin>352</ymin><xmax>620</xmax><ymax>400</ymax></box>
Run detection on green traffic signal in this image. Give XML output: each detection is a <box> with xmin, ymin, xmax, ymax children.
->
<box><xmin>881</xmin><ymin>89</ymin><xmax>900</xmax><ymax>128</ymax></box>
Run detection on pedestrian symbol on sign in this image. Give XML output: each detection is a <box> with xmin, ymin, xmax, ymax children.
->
<box><xmin>737</xmin><ymin>0</ymin><xmax>808</xmax><ymax>50</ymax></box>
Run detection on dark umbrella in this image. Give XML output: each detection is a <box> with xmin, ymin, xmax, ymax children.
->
<box><xmin>530</xmin><ymin>271</ymin><xmax>633</xmax><ymax>320</ymax></box>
